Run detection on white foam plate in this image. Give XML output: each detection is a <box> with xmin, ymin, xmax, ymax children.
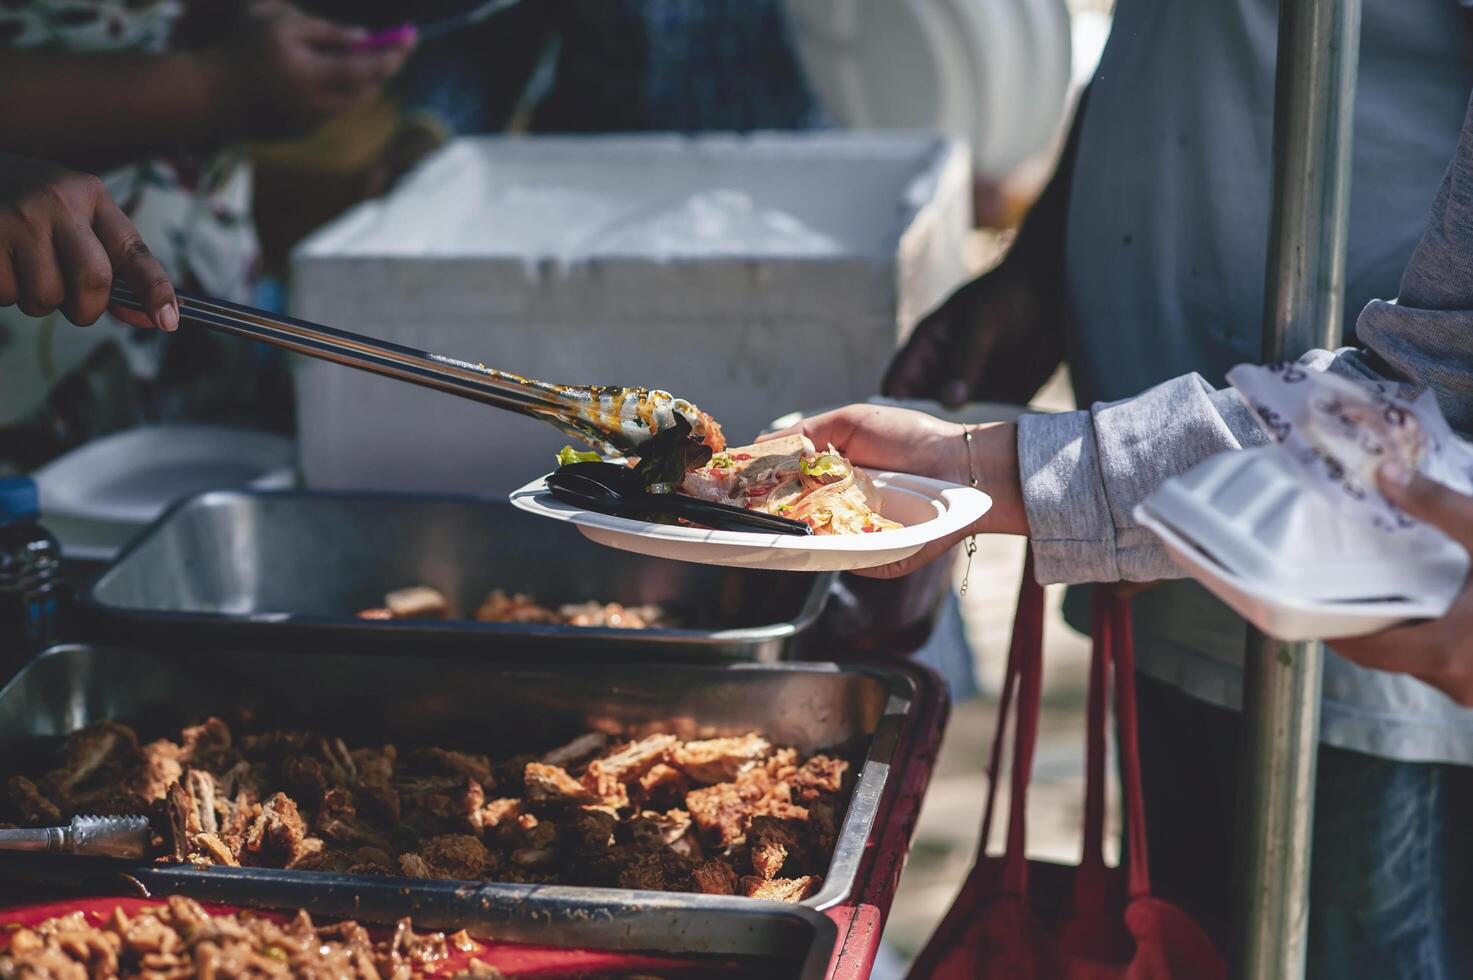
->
<box><xmin>510</xmin><ymin>470</ymin><xmax>991</xmax><ymax>572</ymax></box>
<box><xmin>1135</xmin><ymin>502</ymin><xmax>1446</xmax><ymax>641</ymax></box>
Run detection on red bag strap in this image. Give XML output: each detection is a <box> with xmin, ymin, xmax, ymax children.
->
<box><xmin>1103</xmin><ymin>587</ymin><xmax>1153</xmax><ymax>897</ymax></box>
<box><xmin>979</xmin><ymin>550</ymin><xmax>1046</xmax><ymax>894</ymax></box>
<box><xmin>1080</xmin><ymin>587</ymin><xmax>1112</xmax><ymax>871</ymax></box>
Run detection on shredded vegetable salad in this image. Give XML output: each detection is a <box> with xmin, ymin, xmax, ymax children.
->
<box><xmin>677</xmin><ymin>434</ymin><xmax>903</xmax><ymax>535</ymax></box>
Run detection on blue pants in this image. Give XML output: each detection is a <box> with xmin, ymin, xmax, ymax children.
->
<box><xmin>1136</xmin><ymin>675</ymin><xmax>1473</xmax><ymax>979</ymax></box>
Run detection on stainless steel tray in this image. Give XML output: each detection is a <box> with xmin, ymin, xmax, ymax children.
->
<box><xmin>84</xmin><ymin>491</ymin><xmax>833</xmax><ymax>661</ymax></box>
<box><xmin>0</xmin><ymin>645</ymin><xmax>914</xmax><ymax>967</ymax></box>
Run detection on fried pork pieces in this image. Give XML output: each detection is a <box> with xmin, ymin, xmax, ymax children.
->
<box><xmin>2</xmin><ymin>721</ymin><xmax>850</xmax><ymax>902</ymax></box>
<box><xmin>0</xmin><ymin>897</ymin><xmax>500</xmax><ymax>979</ymax></box>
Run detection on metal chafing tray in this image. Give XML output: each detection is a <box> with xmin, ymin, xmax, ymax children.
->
<box><xmin>0</xmin><ymin>645</ymin><xmax>915</xmax><ymax>971</ymax></box>
<box><xmin>84</xmin><ymin>491</ymin><xmax>833</xmax><ymax>660</ymax></box>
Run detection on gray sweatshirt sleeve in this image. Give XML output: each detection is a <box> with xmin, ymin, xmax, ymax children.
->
<box><xmin>1019</xmin><ymin>90</ymin><xmax>1473</xmax><ymax>586</ymax></box>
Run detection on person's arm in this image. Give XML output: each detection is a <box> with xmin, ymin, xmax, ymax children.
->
<box><xmin>0</xmin><ymin>152</ymin><xmax>177</xmax><ymax>329</ymax></box>
<box><xmin>0</xmin><ymin>1</ymin><xmax>415</xmax><ymax>173</ymax></box>
<box><xmin>882</xmin><ymin>87</ymin><xmax>1092</xmax><ymax>408</ymax></box>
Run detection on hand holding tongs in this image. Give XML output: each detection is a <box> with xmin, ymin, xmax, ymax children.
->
<box><xmin>0</xmin><ymin>815</ymin><xmax>151</xmax><ymax>860</ymax></box>
<box><xmin>111</xmin><ymin>284</ymin><xmax>718</xmax><ymax>459</ymax></box>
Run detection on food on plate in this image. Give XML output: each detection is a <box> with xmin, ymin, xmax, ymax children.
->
<box><xmin>1</xmin><ymin>719</ymin><xmax>852</xmax><ymax>902</ymax></box>
<box><xmin>356</xmin><ymin>587</ymin><xmax>668</xmax><ymax>629</ymax></box>
<box><xmin>677</xmin><ymin>435</ymin><xmax>903</xmax><ymax>535</ymax></box>
<box><xmin>0</xmin><ymin>898</ymin><xmax>496</xmax><ymax>979</ymax></box>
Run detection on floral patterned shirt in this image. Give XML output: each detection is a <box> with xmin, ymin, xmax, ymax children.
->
<box><xmin>0</xmin><ymin>0</ymin><xmax>260</xmax><ymax>426</ymax></box>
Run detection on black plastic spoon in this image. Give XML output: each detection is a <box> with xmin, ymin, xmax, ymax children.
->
<box><xmin>548</xmin><ymin>462</ymin><xmax>813</xmax><ymax>536</ymax></box>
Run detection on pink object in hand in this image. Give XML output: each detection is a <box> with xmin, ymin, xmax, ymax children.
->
<box><xmin>353</xmin><ymin>22</ymin><xmax>416</xmax><ymax>51</ymax></box>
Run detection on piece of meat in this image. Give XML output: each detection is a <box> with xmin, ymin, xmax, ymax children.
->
<box><xmin>627</xmin><ymin>809</ymin><xmax>693</xmax><ymax>852</ymax></box>
<box><xmin>524</xmin><ymin>762</ymin><xmax>597</xmax><ymax>805</ymax></box>
<box><xmin>561</xmin><ymin>807</ymin><xmax>617</xmax><ymax>854</ymax></box>
<box><xmin>618</xmin><ymin>850</ymin><xmax>694</xmax><ymax>892</ymax></box>
<box><xmin>179</xmin><ymin>718</ymin><xmax>233</xmax><ymax>765</ymax></box>
<box><xmin>413</xmin><ymin>747</ymin><xmax>493</xmax><ymax>787</ymax></box>
<box><xmin>385</xmin><ymin>585</ymin><xmax>452</xmax><ymax>619</ymax></box>
<box><xmin>633</xmin><ymin>763</ymin><xmax>689</xmax><ymax>810</ymax></box>
<box><xmin>741</xmin><ymin>875</ymin><xmax>822</xmax><ymax>903</ymax></box>
<box><xmin>45</xmin><ymin>721</ymin><xmax>140</xmax><ymax>801</ymax></box>
<box><xmin>790</xmin><ymin>755</ymin><xmax>849</xmax><ymax>801</ymax></box>
<box><xmin>281</xmin><ymin>755</ymin><xmax>330</xmax><ymax>803</ymax></box>
<box><xmin>582</xmin><ymin>734</ymin><xmax>677</xmax><ymax>807</ymax></box>
<box><xmin>480</xmin><ymin>797</ymin><xmax>523</xmax><ymax>832</ymax></box>
<box><xmin>684</xmin><ymin>771</ymin><xmax>776</xmax><ymax>848</ymax></box>
<box><xmin>399</xmin><ymin>852</ymin><xmax>433</xmax><ymax>878</ymax></box>
<box><xmin>691</xmin><ymin>859</ymin><xmax>740</xmax><ymax>896</ymax></box>
<box><xmin>747</xmin><ymin>815</ymin><xmax>809</xmax><ymax>880</ymax></box>
<box><xmin>418</xmin><ymin>834</ymin><xmax>489</xmax><ymax>879</ymax></box>
<box><xmin>673</xmin><ymin>733</ymin><xmax>771</xmax><ymax>784</ymax></box>
<box><xmin>474</xmin><ymin>590</ymin><xmax>560</xmax><ymax>624</ymax></box>
<box><xmin>134</xmin><ymin>740</ymin><xmax>182</xmax><ymax>804</ymax></box>
<box><xmin>242</xmin><ymin>792</ymin><xmax>308</xmax><ymax>867</ymax></box>
<box><xmin>400</xmin><ymin>775</ymin><xmax>486</xmax><ymax>836</ymax></box>
<box><xmin>315</xmin><ymin>787</ymin><xmax>394</xmax><ymax>852</ymax></box>
<box><xmin>6</xmin><ymin>775</ymin><xmax>61</xmax><ymax>825</ymax></box>
<box><xmin>538</xmin><ymin>732</ymin><xmax>609</xmax><ymax>770</ymax></box>
<box><xmin>807</xmin><ymin>797</ymin><xmax>840</xmax><ymax>852</ymax></box>
<box><xmin>187</xmin><ymin>832</ymin><xmax>240</xmax><ymax>867</ymax></box>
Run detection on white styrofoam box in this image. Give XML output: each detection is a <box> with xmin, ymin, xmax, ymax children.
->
<box><xmin>290</xmin><ymin>133</ymin><xmax>971</xmax><ymax>495</ymax></box>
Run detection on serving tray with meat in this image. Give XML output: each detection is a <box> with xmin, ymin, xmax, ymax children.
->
<box><xmin>3</xmin><ymin>717</ymin><xmax>849</xmax><ymax>904</ymax></box>
<box><xmin>0</xmin><ymin>645</ymin><xmax>911</xmax><ymax>959</ymax></box>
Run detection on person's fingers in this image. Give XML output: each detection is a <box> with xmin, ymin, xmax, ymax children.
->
<box><xmin>1379</xmin><ymin>463</ymin><xmax>1473</xmax><ymax>552</ymax></box>
<box><xmin>317</xmin><ymin>45</ymin><xmax>411</xmax><ymax>102</ymax></box>
<box><xmin>52</xmin><ymin>218</ymin><xmax>113</xmax><ymax>326</ymax></box>
<box><xmin>883</xmin><ymin>309</ymin><xmax>952</xmax><ymax>401</ymax></box>
<box><xmin>1331</xmin><ymin>617</ymin><xmax>1473</xmax><ymax>705</ymax></box>
<box><xmin>756</xmin><ymin>408</ymin><xmax>856</xmax><ymax>447</ymax></box>
<box><xmin>0</xmin><ymin>249</ymin><xmax>17</xmax><ymax>310</ymax></box>
<box><xmin>292</xmin><ymin>11</ymin><xmax>369</xmax><ymax>50</ymax></box>
<box><xmin>93</xmin><ymin>199</ymin><xmax>176</xmax><ymax>331</ymax></box>
<box><xmin>849</xmin><ymin>528</ymin><xmax>974</xmax><ymax>580</ymax></box>
<box><xmin>11</xmin><ymin>238</ymin><xmax>64</xmax><ymax>318</ymax></box>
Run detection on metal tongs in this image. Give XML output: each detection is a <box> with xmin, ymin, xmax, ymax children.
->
<box><xmin>0</xmin><ymin>815</ymin><xmax>151</xmax><ymax>859</ymax></box>
<box><xmin>110</xmin><ymin>284</ymin><xmax>710</xmax><ymax>459</ymax></box>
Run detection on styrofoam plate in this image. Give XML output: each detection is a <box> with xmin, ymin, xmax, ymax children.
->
<box><xmin>510</xmin><ymin>470</ymin><xmax>991</xmax><ymax>571</ymax></box>
<box><xmin>1135</xmin><ymin>502</ymin><xmax>1446</xmax><ymax>641</ymax></box>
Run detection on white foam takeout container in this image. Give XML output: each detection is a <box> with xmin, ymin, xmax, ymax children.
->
<box><xmin>510</xmin><ymin>469</ymin><xmax>991</xmax><ymax>573</ymax></box>
<box><xmin>1135</xmin><ymin>447</ymin><xmax>1469</xmax><ymax>641</ymax></box>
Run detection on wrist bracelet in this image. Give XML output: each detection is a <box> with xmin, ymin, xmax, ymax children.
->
<box><xmin>959</xmin><ymin>425</ymin><xmax>979</xmax><ymax>596</ymax></box>
<box><xmin>961</xmin><ymin>424</ymin><xmax>980</xmax><ymax>488</ymax></box>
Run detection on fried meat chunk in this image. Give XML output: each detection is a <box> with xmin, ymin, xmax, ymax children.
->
<box><xmin>741</xmin><ymin>874</ymin><xmax>822</xmax><ymax>903</ymax></box>
<box><xmin>385</xmin><ymin>585</ymin><xmax>452</xmax><ymax>619</ymax></box>
<box><xmin>524</xmin><ymin>762</ymin><xmax>597</xmax><ymax>805</ymax></box>
<box><xmin>691</xmin><ymin>858</ymin><xmax>740</xmax><ymax>896</ymax></box>
<box><xmin>583</xmin><ymin>734</ymin><xmax>676</xmax><ymax>807</ymax></box>
<box><xmin>748</xmin><ymin>815</ymin><xmax>809</xmax><ymax>880</ymax></box>
<box><xmin>673</xmin><ymin>733</ymin><xmax>771</xmax><ymax>784</ymax></box>
<box><xmin>243</xmin><ymin>792</ymin><xmax>308</xmax><ymax>867</ymax></box>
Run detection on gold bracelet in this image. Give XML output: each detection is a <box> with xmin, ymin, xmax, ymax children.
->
<box><xmin>961</xmin><ymin>424</ymin><xmax>980</xmax><ymax>488</ymax></box>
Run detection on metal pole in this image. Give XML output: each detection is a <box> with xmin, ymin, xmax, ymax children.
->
<box><xmin>1235</xmin><ymin>0</ymin><xmax>1360</xmax><ymax>978</ymax></box>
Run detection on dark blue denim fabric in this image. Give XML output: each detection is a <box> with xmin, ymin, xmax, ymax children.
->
<box><xmin>1135</xmin><ymin>675</ymin><xmax>1473</xmax><ymax>979</ymax></box>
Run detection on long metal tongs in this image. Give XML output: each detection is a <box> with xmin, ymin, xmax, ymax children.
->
<box><xmin>110</xmin><ymin>285</ymin><xmax>714</xmax><ymax>458</ymax></box>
